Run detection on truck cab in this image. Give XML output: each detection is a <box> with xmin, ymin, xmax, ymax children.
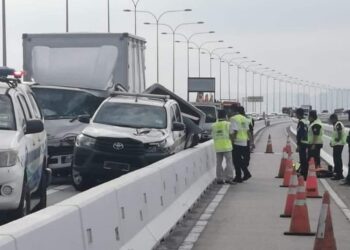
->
<box><xmin>72</xmin><ymin>93</ymin><xmax>186</xmax><ymax>190</ymax></box>
<box><xmin>22</xmin><ymin>33</ymin><xmax>146</xmax><ymax>175</ymax></box>
<box><xmin>0</xmin><ymin>78</ymin><xmax>49</xmax><ymax>219</ymax></box>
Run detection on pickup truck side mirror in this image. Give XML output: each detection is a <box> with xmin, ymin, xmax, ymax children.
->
<box><xmin>78</xmin><ymin>115</ymin><xmax>90</xmax><ymax>124</ymax></box>
<box><xmin>172</xmin><ymin>122</ymin><xmax>185</xmax><ymax>131</ymax></box>
<box><xmin>25</xmin><ymin>120</ymin><xmax>44</xmax><ymax>134</ymax></box>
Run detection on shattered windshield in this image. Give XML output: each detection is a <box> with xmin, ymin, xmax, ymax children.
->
<box><xmin>0</xmin><ymin>95</ymin><xmax>16</xmax><ymax>130</ymax></box>
<box><xmin>32</xmin><ymin>88</ymin><xmax>105</xmax><ymax>120</ymax></box>
<box><xmin>94</xmin><ymin>102</ymin><xmax>167</xmax><ymax>129</ymax></box>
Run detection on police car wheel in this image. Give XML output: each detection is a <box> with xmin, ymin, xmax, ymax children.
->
<box><xmin>11</xmin><ymin>177</ymin><xmax>31</xmax><ymax>219</ymax></box>
<box><xmin>72</xmin><ymin>169</ymin><xmax>93</xmax><ymax>191</ymax></box>
<box><xmin>35</xmin><ymin>167</ymin><xmax>47</xmax><ymax>211</ymax></box>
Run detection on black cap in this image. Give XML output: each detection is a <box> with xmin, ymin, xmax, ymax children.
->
<box><xmin>296</xmin><ymin>108</ymin><xmax>304</xmax><ymax>116</ymax></box>
<box><xmin>309</xmin><ymin>110</ymin><xmax>317</xmax><ymax>119</ymax></box>
<box><xmin>218</xmin><ymin>109</ymin><xmax>227</xmax><ymax>119</ymax></box>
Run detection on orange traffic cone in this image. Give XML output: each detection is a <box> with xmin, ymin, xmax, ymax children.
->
<box><xmin>313</xmin><ymin>191</ymin><xmax>337</xmax><ymax>250</ymax></box>
<box><xmin>285</xmin><ymin>135</ymin><xmax>293</xmax><ymax>157</ymax></box>
<box><xmin>284</xmin><ymin>176</ymin><xmax>316</xmax><ymax>236</ymax></box>
<box><xmin>276</xmin><ymin>147</ymin><xmax>288</xmax><ymax>178</ymax></box>
<box><xmin>265</xmin><ymin>134</ymin><xmax>274</xmax><ymax>153</ymax></box>
<box><xmin>280</xmin><ymin>169</ymin><xmax>298</xmax><ymax>218</ymax></box>
<box><xmin>306</xmin><ymin>158</ymin><xmax>322</xmax><ymax>198</ymax></box>
<box><xmin>280</xmin><ymin>158</ymin><xmax>293</xmax><ymax>187</ymax></box>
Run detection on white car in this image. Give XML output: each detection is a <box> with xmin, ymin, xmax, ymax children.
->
<box><xmin>72</xmin><ymin>93</ymin><xmax>186</xmax><ymax>190</ymax></box>
<box><xmin>0</xmin><ymin>78</ymin><xmax>49</xmax><ymax>219</ymax></box>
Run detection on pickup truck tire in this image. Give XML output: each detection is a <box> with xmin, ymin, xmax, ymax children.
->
<box><xmin>11</xmin><ymin>176</ymin><xmax>31</xmax><ymax>219</ymax></box>
<box><xmin>72</xmin><ymin>169</ymin><xmax>94</xmax><ymax>191</ymax></box>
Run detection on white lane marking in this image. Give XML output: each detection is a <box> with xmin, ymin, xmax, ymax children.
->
<box><xmin>47</xmin><ymin>185</ymin><xmax>72</xmax><ymax>196</ymax></box>
<box><xmin>178</xmin><ymin>185</ymin><xmax>230</xmax><ymax>250</ymax></box>
<box><xmin>288</xmin><ymin>126</ymin><xmax>350</xmax><ymax>221</ymax></box>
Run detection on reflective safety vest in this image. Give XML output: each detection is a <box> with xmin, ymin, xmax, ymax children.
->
<box><xmin>308</xmin><ymin>118</ymin><xmax>324</xmax><ymax>145</ymax></box>
<box><xmin>331</xmin><ymin>121</ymin><xmax>347</xmax><ymax>146</ymax></box>
<box><xmin>212</xmin><ymin>120</ymin><xmax>233</xmax><ymax>152</ymax></box>
<box><xmin>230</xmin><ymin>114</ymin><xmax>249</xmax><ymax>144</ymax></box>
<box><xmin>300</xmin><ymin>118</ymin><xmax>309</xmax><ymax>144</ymax></box>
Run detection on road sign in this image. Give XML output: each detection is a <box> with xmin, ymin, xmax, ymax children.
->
<box><xmin>247</xmin><ymin>96</ymin><xmax>263</xmax><ymax>102</ymax></box>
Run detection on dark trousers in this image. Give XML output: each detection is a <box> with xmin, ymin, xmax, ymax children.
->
<box><xmin>232</xmin><ymin>145</ymin><xmax>251</xmax><ymax>180</ymax></box>
<box><xmin>333</xmin><ymin>145</ymin><xmax>344</xmax><ymax>177</ymax></box>
<box><xmin>308</xmin><ymin>144</ymin><xmax>322</xmax><ymax>167</ymax></box>
<box><xmin>299</xmin><ymin>143</ymin><xmax>308</xmax><ymax>180</ymax></box>
<box><xmin>347</xmin><ymin>147</ymin><xmax>350</xmax><ymax>181</ymax></box>
<box><xmin>246</xmin><ymin>141</ymin><xmax>251</xmax><ymax>167</ymax></box>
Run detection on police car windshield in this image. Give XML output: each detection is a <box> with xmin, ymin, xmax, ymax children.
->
<box><xmin>32</xmin><ymin>88</ymin><xmax>104</xmax><ymax>120</ymax></box>
<box><xmin>0</xmin><ymin>95</ymin><xmax>16</xmax><ymax>130</ymax></box>
<box><xmin>94</xmin><ymin>103</ymin><xmax>167</xmax><ymax>129</ymax></box>
<box><xmin>196</xmin><ymin>106</ymin><xmax>217</xmax><ymax>123</ymax></box>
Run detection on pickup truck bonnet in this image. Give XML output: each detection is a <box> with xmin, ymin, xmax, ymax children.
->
<box><xmin>30</xmin><ymin>46</ymin><xmax>118</xmax><ymax>91</ymax></box>
<box><xmin>84</xmin><ymin>123</ymin><xmax>168</xmax><ymax>144</ymax></box>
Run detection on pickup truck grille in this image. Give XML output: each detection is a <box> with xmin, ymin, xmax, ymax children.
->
<box><xmin>94</xmin><ymin>137</ymin><xmax>145</xmax><ymax>154</ymax></box>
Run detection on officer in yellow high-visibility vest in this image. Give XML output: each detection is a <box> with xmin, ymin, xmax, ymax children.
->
<box><xmin>308</xmin><ymin>110</ymin><xmax>324</xmax><ymax>171</ymax></box>
<box><xmin>230</xmin><ymin>106</ymin><xmax>252</xmax><ymax>183</ymax></box>
<box><xmin>296</xmin><ymin>108</ymin><xmax>309</xmax><ymax>180</ymax></box>
<box><xmin>329</xmin><ymin>114</ymin><xmax>346</xmax><ymax>180</ymax></box>
<box><xmin>211</xmin><ymin>109</ymin><xmax>235</xmax><ymax>185</ymax></box>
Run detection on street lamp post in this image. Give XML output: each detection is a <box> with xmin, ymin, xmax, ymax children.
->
<box><xmin>217</xmin><ymin>51</ymin><xmax>240</xmax><ymax>101</ymax></box>
<box><xmin>2</xmin><ymin>0</ymin><xmax>7</xmax><ymax>66</ymax></box>
<box><xmin>243</xmin><ymin>62</ymin><xmax>260</xmax><ymax>112</ymax></box>
<box><xmin>201</xmin><ymin>46</ymin><xmax>233</xmax><ymax>77</ymax></box>
<box><xmin>107</xmin><ymin>0</ymin><xmax>110</xmax><ymax>32</ymax></box>
<box><xmin>233</xmin><ymin>60</ymin><xmax>251</xmax><ymax>105</ymax></box>
<box><xmin>258</xmin><ymin>68</ymin><xmax>272</xmax><ymax>114</ymax></box>
<box><xmin>175</xmin><ymin>31</ymin><xmax>215</xmax><ymax>78</ymax></box>
<box><xmin>150</xmin><ymin>21</ymin><xmax>204</xmax><ymax>93</ymax></box>
<box><xmin>124</xmin><ymin>8</ymin><xmax>192</xmax><ymax>83</ymax></box>
<box><xmin>65</xmin><ymin>0</ymin><xmax>69</xmax><ymax>32</ymax></box>
<box><xmin>191</xmin><ymin>40</ymin><xmax>223</xmax><ymax>77</ymax></box>
<box><xmin>130</xmin><ymin>0</ymin><xmax>141</xmax><ymax>35</ymax></box>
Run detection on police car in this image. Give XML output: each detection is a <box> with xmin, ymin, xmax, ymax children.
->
<box><xmin>0</xmin><ymin>76</ymin><xmax>49</xmax><ymax>219</ymax></box>
<box><xmin>72</xmin><ymin>93</ymin><xmax>186</xmax><ymax>190</ymax></box>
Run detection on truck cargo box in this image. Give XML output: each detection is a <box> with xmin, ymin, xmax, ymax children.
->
<box><xmin>23</xmin><ymin>33</ymin><xmax>146</xmax><ymax>93</ymax></box>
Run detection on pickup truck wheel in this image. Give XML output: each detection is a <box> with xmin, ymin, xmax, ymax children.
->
<box><xmin>11</xmin><ymin>177</ymin><xmax>31</xmax><ymax>219</ymax></box>
<box><xmin>72</xmin><ymin>169</ymin><xmax>93</xmax><ymax>191</ymax></box>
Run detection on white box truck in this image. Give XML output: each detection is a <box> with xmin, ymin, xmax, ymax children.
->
<box><xmin>22</xmin><ymin>33</ymin><xmax>146</xmax><ymax>175</ymax></box>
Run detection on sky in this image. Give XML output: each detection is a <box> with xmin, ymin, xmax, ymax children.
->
<box><xmin>1</xmin><ymin>0</ymin><xmax>350</xmax><ymax>111</ymax></box>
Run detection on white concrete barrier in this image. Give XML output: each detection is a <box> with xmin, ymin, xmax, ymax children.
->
<box><xmin>0</xmin><ymin>206</ymin><xmax>85</xmax><ymax>250</ymax></box>
<box><xmin>0</xmin><ymin>140</ymin><xmax>216</xmax><ymax>250</ymax></box>
<box><xmin>0</xmin><ymin>118</ymin><xmax>290</xmax><ymax>250</ymax></box>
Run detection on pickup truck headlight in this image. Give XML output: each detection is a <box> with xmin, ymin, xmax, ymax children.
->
<box><xmin>0</xmin><ymin>150</ymin><xmax>18</xmax><ymax>167</ymax></box>
<box><xmin>75</xmin><ymin>134</ymin><xmax>96</xmax><ymax>148</ymax></box>
<box><xmin>145</xmin><ymin>140</ymin><xmax>167</xmax><ymax>153</ymax></box>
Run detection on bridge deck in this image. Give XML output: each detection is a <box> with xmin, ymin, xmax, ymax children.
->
<box><xmin>190</xmin><ymin>123</ymin><xmax>350</xmax><ymax>250</ymax></box>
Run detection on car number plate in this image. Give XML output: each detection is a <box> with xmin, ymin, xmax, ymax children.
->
<box><xmin>103</xmin><ymin>161</ymin><xmax>130</xmax><ymax>172</ymax></box>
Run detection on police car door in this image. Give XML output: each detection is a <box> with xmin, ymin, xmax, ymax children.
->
<box><xmin>26</xmin><ymin>92</ymin><xmax>46</xmax><ymax>170</ymax></box>
<box><xmin>16</xmin><ymin>94</ymin><xmax>41</xmax><ymax>191</ymax></box>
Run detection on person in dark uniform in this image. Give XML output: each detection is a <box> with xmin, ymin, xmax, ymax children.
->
<box><xmin>307</xmin><ymin>110</ymin><xmax>324</xmax><ymax>169</ymax></box>
<box><xmin>230</xmin><ymin>106</ymin><xmax>251</xmax><ymax>182</ymax></box>
<box><xmin>329</xmin><ymin>114</ymin><xmax>346</xmax><ymax>180</ymax></box>
<box><xmin>340</xmin><ymin>131</ymin><xmax>350</xmax><ymax>185</ymax></box>
<box><xmin>296</xmin><ymin>108</ymin><xmax>309</xmax><ymax>180</ymax></box>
